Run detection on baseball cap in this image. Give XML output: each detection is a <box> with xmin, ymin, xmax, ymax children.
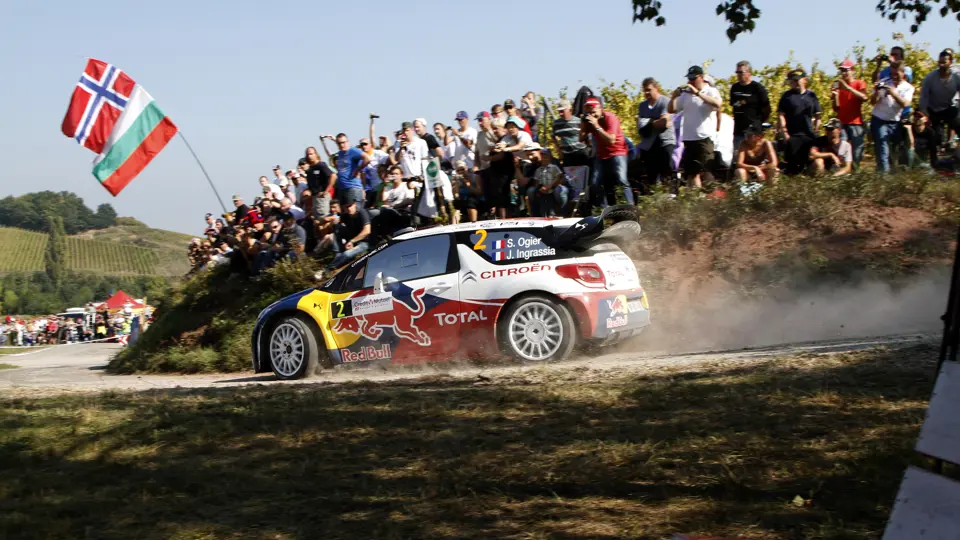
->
<box><xmin>584</xmin><ymin>97</ymin><xmax>602</xmax><ymax>109</ymax></box>
<box><xmin>504</xmin><ymin>98</ymin><xmax>516</xmax><ymax>108</ymax></box>
<box><xmin>505</xmin><ymin>115</ymin><xmax>524</xmax><ymax>128</ymax></box>
<box><xmin>475</xmin><ymin>111</ymin><xmax>491</xmax><ymax>120</ymax></box>
<box><xmin>839</xmin><ymin>58</ymin><xmax>856</xmax><ymax>70</ymax></box>
<box><xmin>281</xmin><ymin>211</ymin><xmax>296</xmax><ymax>221</ymax></box>
<box><xmin>231</xmin><ymin>194</ymin><xmax>242</xmax><ymax>201</ymax></box>
<box><xmin>686</xmin><ymin>65</ymin><xmax>704</xmax><ymax>79</ymax></box>
<box><xmin>824</xmin><ymin>118</ymin><xmax>842</xmax><ymax>130</ymax></box>
<box><xmin>401</xmin><ymin>121</ymin><xmax>412</xmax><ymax>130</ymax></box>
<box><xmin>744</xmin><ymin>123</ymin><xmax>763</xmax><ymax>136</ymax></box>
<box><xmin>787</xmin><ymin>69</ymin><xmax>807</xmax><ymax>81</ymax></box>
<box><xmin>273</xmin><ymin>165</ymin><xmax>281</xmax><ymax>170</ymax></box>
<box><xmin>455</xmin><ymin>111</ymin><xmax>469</xmax><ymax>120</ymax></box>
<box><xmin>524</xmin><ymin>142</ymin><xmax>543</xmax><ymax>151</ymax></box>
<box><xmin>205</xmin><ymin>212</ymin><xmax>213</xmax><ymax>219</ymax></box>
<box><xmin>556</xmin><ymin>99</ymin><xmax>572</xmax><ymax>111</ymax></box>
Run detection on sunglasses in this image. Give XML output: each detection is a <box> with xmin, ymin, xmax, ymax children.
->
<box><xmin>359</xmin><ymin>142</ymin><xmax>370</xmax><ymax>147</ymax></box>
<box><xmin>735</xmin><ymin>70</ymin><xmax>747</xmax><ymax>74</ymax></box>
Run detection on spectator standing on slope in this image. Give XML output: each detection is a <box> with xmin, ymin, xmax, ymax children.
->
<box><xmin>831</xmin><ymin>58</ymin><xmax>868</xmax><ymax>168</ymax></box>
<box><xmin>580</xmin><ymin>96</ymin><xmax>634</xmax><ymax>206</ymax></box>
<box><xmin>777</xmin><ymin>69</ymin><xmax>822</xmax><ymax>175</ymax></box>
<box><xmin>919</xmin><ymin>49</ymin><xmax>960</xmax><ymax>167</ymax></box>
<box><xmin>668</xmin><ymin>65</ymin><xmax>723</xmax><ymax>188</ymax></box>
<box><xmin>870</xmin><ymin>64</ymin><xmax>915</xmax><ymax>173</ymax></box>
<box><xmin>729</xmin><ymin>61</ymin><xmax>771</xmax><ymax>151</ymax></box>
<box><xmin>334</xmin><ymin>133</ymin><xmax>371</xmax><ymax>206</ymax></box>
<box><xmin>636</xmin><ymin>77</ymin><xmax>676</xmax><ymax>191</ymax></box>
<box><xmin>304</xmin><ymin>146</ymin><xmax>336</xmax><ymax>218</ymax></box>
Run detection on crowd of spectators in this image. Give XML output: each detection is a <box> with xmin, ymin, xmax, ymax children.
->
<box><xmin>0</xmin><ymin>311</ymin><xmax>140</xmax><ymax>346</ymax></box>
<box><xmin>188</xmin><ymin>46</ymin><xmax>960</xmax><ymax>276</ymax></box>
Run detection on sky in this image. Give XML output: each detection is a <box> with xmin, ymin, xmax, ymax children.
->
<box><xmin>1</xmin><ymin>0</ymin><xmax>957</xmax><ymax>235</ymax></box>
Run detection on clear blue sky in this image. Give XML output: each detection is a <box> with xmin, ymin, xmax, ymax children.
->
<box><xmin>2</xmin><ymin>0</ymin><xmax>957</xmax><ymax>235</ymax></box>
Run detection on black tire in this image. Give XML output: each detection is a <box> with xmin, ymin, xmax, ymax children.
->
<box><xmin>267</xmin><ymin>316</ymin><xmax>320</xmax><ymax>380</ymax></box>
<box><xmin>590</xmin><ymin>221</ymin><xmax>642</xmax><ymax>251</ymax></box>
<box><xmin>497</xmin><ymin>294</ymin><xmax>577</xmax><ymax>362</ymax></box>
<box><xmin>602</xmin><ymin>204</ymin><xmax>640</xmax><ymax>224</ymax></box>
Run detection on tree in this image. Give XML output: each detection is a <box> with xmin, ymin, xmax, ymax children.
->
<box><xmin>94</xmin><ymin>203</ymin><xmax>118</xmax><ymax>228</ymax></box>
<box><xmin>44</xmin><ymin>216</ymin><xmax>67</xmax><ymax>291</ymax></box>
<box><xmin>631</xmin><ymin>0</ymin><xmax>960</xmax><ymax>41</ymax></box>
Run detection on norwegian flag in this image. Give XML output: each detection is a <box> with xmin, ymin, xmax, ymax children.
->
<box><xmin>61</xmin><ymin>59</ymin><xmax>136</xmax><ymax>154</ymax></box>
<box><xmin>494</xmin><ymin>239</ymin><xmax>507</xmax><ymax>249</ymax></box>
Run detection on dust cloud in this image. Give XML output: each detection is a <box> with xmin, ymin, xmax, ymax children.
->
<box><xmin>641</xmin><ymin>269</ymin><xmax>950</xmax><ymax>353</ymax></box>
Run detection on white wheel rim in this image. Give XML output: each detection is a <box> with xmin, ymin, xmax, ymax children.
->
<box><xmin>269</xmin><ymin>322</ymin><xmax>305</xmax><ymax>377</ymax></box>
<box><xmin>507</xmin><ymin>301</ymin><xmax>564</xmax><ymax>361</ymax></box>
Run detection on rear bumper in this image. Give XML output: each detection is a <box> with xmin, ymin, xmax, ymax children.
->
<box><xmin>560</xmin><ymin>288</ymin><xmax>651</xmax><ymax>340</ymax></box>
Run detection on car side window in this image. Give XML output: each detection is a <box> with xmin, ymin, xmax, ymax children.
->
<box><xmin>362</xmin><ymin>235</ymin><xmax>453</xmax><ymax>288</ymax></box>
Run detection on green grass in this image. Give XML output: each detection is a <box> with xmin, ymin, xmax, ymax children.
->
<box><xmin>0</xmin><ymin>363</ymin><xmax>17</xmax><ymax>369</ymax></box>
<box><xmin>0</xmin><ymin>344</ymin><xmax>941</xmax><ymax>539</ymax></box>
<box><xmin>0</xmin><ymin>225</ymin><xmax>189</xmax><ymax>276</ymax></box>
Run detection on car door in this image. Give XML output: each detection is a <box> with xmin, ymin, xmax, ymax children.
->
<box><xmin>328</xmin><ymin>234</ymin><xmax>461</xmax><ymax>365</ymax></box>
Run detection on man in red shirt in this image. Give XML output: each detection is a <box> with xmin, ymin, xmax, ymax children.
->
<box><xmin>831</xmin><ymin>58</ymin><xmax>868</xmax><ymax>169</ymax></box>
<box><xmin>579</xmin><ymin>97</ymin><xmax>634</xmax><ymax>207</ymax></box>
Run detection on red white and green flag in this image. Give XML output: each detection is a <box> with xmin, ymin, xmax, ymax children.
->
<box><xmin>61</xmin><ymin>59</ymin><xmax>177</xmax><ymax>196</ymax></box>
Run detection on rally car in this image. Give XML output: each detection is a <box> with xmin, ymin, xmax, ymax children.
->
<box><xmin>252</xmin><ymin>206</ymin><xmax>651</xmax><ymax>379</ymax></box>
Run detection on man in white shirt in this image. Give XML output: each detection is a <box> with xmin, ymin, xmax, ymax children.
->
<box><xmin>450</xmin><ymin>111</ymin><xmax>477</xmax><ymax>169</ymax></box>
<box><xmin>259</xmin><ymin>176</ymin><xmax>284</xmax><ymax>199</ymax></box>
<box><xmin>870</xmin><ymin>65</ymin><xmax>914</xmax><ymax>172</ymax></box>
<box><xmin>390</xmin><ymin>122</ymin><xmax>429</xmax><ymax>179</ymax></box>
<box><xmin>668</xmin><ymin>65</ymin><xmax>723</xmax><ymax>188</ymax></box>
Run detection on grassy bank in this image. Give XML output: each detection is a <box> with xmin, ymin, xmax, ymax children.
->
<box><xmin>0</xmin><ymin>344</ymin><xmax>940</xmax><ymax>539</ymax></box>
<box><xmin>107</xmin><ymin>259</ymin><xmax>322</xmax><ymax>374</ymax></box>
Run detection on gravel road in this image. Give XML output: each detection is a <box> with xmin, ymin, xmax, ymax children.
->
<box><xmin>0</xmin><ymin>333</ymin><xmax>935</xmax><ymax>398</ymax></box>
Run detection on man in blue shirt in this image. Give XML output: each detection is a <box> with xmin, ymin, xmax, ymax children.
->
<box><xmin>334</xmin><ymin>133</ymin><xmax>371</xmax><ymax>206</ymax></box>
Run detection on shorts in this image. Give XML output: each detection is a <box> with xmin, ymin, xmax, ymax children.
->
<box><xmin>479</xmin><ymin>169</ymin><xmax>511</xmax><ymax>209</ymax></box>
<box><xmin>312</xmin><ymin>193</ymin><xmax>331</xmax><ymax>218</ymax></box>
<box><xmin>454</xmin><ymin>197</ymin><xmax>480</xmax><ymax>210</ymax></box>
<box><xmin>681</xmin><ymin>138</ymin><xmax>715</xmax><ymax>177</ymax></box>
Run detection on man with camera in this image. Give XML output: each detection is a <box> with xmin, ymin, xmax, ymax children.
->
<box><xmin>389</xmin><ymin>122</ymin><xmax>430</xmax><ymax>181</ymax></box>
<box><xmin>579</xmin><ymin>97</ymin><xmax>633</xmax><ymax>206</ymax></box>
<box><xmin>668</xmin><ymin>66</ymin><xmax>723</xmax><ymax>189</ymax></box>
<box><xmin>831</xmin><ymin>59</ymin><xmax>869</xmax><ymax>169</ymax></box>
<box><xmin>871</xmin><ymin>64</ymin><xmax>915</xmax><ymax>173</ymax></box>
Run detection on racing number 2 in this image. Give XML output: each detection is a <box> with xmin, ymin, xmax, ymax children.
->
<box><xmin>331</xmin><ymin>300</ymin><xmax>354</xmax><ymax>319</ymax></box>
<box><xmin>472</xmin><ymin>229</ymin><xmax>487</xmax><ymax>251</ymax></box>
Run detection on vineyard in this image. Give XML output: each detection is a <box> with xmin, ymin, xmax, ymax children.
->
<box><xmin>0</xmin><ymin>226</ymin><xmax>186</xmax><ymax>276</ymax></box>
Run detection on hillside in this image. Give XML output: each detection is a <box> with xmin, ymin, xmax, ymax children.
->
<box><xmin>0</xmin><ymin>221</ymin><xmax>190</xmax><ymax>277</ymax></box>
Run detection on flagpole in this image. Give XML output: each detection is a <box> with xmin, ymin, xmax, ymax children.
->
<box><xmin>178</xmin><ymin>132</ymin><xmax>228</xmax><ymax>214</ymax></box>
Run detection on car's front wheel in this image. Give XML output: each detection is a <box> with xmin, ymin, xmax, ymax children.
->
<box><xmin>498</xmin><ymin>295</ymin><xmax>577</xmax><ymax>362</ymax></box>
<box><xmin>268</xmin><ymin>316</ymin><xmax>320</xmax><ymax>380</ymax></box>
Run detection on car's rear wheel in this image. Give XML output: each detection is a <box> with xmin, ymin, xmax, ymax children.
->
<box><xmin>268</xmin><ymin>316</ymin><xmax>320</xmax><ymax>380</ymax></box>
<box><xmin>498</xmin><ymin>295</ymin><xmax>577</xmax><ymax>362</ymax></box>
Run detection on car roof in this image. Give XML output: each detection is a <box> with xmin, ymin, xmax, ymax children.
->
<box><xmin>393</xmin><ymin>217</ymin><xmax>583</xmax><ymax>241</ymax></box>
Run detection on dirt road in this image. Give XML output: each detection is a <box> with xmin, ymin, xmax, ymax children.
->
<box><xmin>0</xmin><ymin>333</ymin><xmax>935</xmax><ymax>397</ymax></box>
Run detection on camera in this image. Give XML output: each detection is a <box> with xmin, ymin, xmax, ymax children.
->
<box><xmin>370</xmin><ymin>113</ymin><xmax>379</xmax><ymax>119</ymax></box>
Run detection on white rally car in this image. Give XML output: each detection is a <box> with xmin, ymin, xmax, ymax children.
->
<box><xmin>252</xmin><ymin>206</ymin><xmax>651</xmax><ymax>379</ymax></box>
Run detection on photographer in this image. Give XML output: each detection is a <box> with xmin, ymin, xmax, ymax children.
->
<box><xmin>919</xmin><ymin>49</ymin><xmax>960</xmax><ymax>167</ymax></box>
<box><xmin>579</xmin><ymin>97</ymin><xmax>633</xmax><ymax>206</ymax></box>
<box><xmin>870</xmin><ymin>64</ymin><xmax>914</xmax><ymax>173</ymax></box>
<box><xmin>389</xmin><ymin>122</ymin><xmax>430</xmax><ymax>180</ymax></box>
<box><xmin>831</xmin><ymin>59</ymin><xmax>869</xmax><ymax>168</ymax></box>
<box><xmin>668</xmin><ymin>66</ymin><xmax>723</xmax><ymax>189</ymax></box>
<box><xmin>381</xmin><ymin>165</ymin><xmax>413</xmax><ymax>212</ymax></box>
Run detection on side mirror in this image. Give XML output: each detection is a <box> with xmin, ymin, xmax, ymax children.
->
<box><xmin>373</xmin><ymin>272</ymin><xmax>385</xmax><ymax>294</ymax></box>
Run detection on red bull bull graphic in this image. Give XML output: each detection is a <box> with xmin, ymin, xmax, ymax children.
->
<box><xmin>332</xmin><ymin>287</ymin><xmax>431</xmax><ymax>346</ymax></box>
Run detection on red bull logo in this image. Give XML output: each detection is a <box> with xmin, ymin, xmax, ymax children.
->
<box><xmin>332</xmin><ymin>288</ymin><xmax>431</xmax><ymax>346</ymax></box>
<box><xmin>606</xmin><ymin>295</ymin><xmax>629</xmax><ymax>316</ymax></box>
